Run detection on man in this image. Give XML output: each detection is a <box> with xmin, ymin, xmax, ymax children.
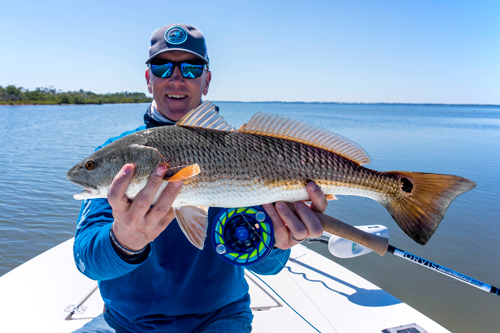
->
<box><xmin>74</xmin><ymin>24</ymin><xmax>326</xmax><ymax>332</ymax></box>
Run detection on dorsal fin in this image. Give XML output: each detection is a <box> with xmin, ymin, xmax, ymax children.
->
<box><xmin>176</xmin><ymin>101</ymin><xmax>234</xmax><ymax>131</ymax></box>
<box><xmin>238</xmin><ymin>113</ymin><xmax>371</xmax><ymax>165</ymax></box>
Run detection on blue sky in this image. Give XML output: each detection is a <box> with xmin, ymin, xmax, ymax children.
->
<box><xmin>1</xmin><ymin>0</ymin><xmax>499</xmax><ymax>104</ymax></box>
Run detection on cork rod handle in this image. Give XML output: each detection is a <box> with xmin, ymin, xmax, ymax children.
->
<box><xmin>286</xmin><ymin>203</ymin><xmax>389</xmax><ymax>256</ymax></box>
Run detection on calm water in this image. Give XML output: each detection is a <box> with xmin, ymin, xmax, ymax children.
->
<box><xmin>0</xmin><ymin>102</ymin><xmax>499</xmax><ymax>332</ymax></box>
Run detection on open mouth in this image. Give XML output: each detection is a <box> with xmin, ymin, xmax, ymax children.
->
<box><xmin>69</xmin><ymin>180</ymin><xmax>99</xmax><ymax>199</ymax></box>
<box><xmin>167</xmin><ymin>94</ymin><xmax>187</xmax><ymax>99</ymax></box>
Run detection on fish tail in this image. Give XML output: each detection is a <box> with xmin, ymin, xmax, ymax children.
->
<box><xmin>382</xmin><ymin>171</ymin><xmax>476</xmax><ymax>245</ymax></box>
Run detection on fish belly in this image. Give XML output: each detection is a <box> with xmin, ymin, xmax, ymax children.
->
<box><xmin>172</xmin><ymin>181</ymin><xmax>306</xmax><ymax>207</ymax></box>
<box><xmin>172</xmin><ymin>180</ymin><xmax>384</xmax><ymax>208</ymax></box>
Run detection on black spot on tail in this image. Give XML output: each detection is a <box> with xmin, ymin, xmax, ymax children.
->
<box><xmin>401</xmin><ymin>177</ymin><xmax>413</xmax><ymax>193</ymax></box>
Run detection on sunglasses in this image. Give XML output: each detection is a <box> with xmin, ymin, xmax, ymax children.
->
<box><xmin>149</xmin><ymin>61</ymin><xmax>208</xmax><ymax>79</ymax></box>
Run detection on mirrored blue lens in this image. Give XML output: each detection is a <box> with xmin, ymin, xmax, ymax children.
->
<box><xmin>151</xmin><ymin>63</ymin><xmax>174</xmax><ymax>78</ymax></box>
<box><xmin>150</xmin><ymin>62</ymin><xmax>205</xmax><ymax>79</ymax></box>
<box><xmin>179</xmin><ymin>63</ymin><xmax>204</xmax><ymax>78</ymax></box>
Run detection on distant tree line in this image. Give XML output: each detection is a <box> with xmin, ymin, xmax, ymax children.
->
<box><xmin>0</xmin><ymin>85</ymin><xmax>152</xmax><ymax>105</ymax></box>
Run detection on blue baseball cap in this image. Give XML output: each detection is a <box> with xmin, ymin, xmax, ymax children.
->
<box><xmin>146</xmin><ymin>24</ymin><xmax>209</xmax><ymax>64</ymax></box>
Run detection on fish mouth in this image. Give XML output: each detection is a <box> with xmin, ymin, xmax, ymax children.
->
<box><xmin>68</xmin><ymin>180</ymin><xmax>100</xmax><ymax>200</ymax></box>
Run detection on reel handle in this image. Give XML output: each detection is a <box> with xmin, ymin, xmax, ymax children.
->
<box><xmin>286</xmin><ymin>203</ymin><xmax>389</xmax><ymax>256</ymax></box>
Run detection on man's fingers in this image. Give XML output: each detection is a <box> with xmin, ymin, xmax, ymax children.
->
<box><xmin>263</xmin><ymin>203</ymin><xmax>290</xmax><ymax>247</ymax></box>
<box><xmin>148</xmin><ymin>181</ymin><xmax>183</xmax><ymax>223</ymax></box>
<box><xmin>307</xmin><ymin>182</ymin><xmax>328</xmax><ymax>213</ymax></box>
<box><xmin>292</xmin><ymin>201</ymin><xmax>324</xmax><ymax>238</ymax></box>
<box><xmin>275</xmin><ymin>201</ymin><xmax>308</xmax><ymax>241</ymax></box>
<box><xmin>269</xmin><ymin>200</ymin><xmax>325</xmax><ymax>249</ymax></box>
<box><xmin>131</xmin><ymin>165</ymin><xmax>168</xmax><ymax>215</ymax></box>
<box><xmin>108</xmin><ymin>164</ymin><xmax>135</xmax><ymax>210</ymax></box>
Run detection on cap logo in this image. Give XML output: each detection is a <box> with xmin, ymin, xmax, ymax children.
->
<box><xmin>165</xmin><ymin>26</ymin><xmax>188</xmax><ymax>45</ymax></box>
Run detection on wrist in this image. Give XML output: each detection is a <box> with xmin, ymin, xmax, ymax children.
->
<box><xmin>109</xmin><ymin>224</ymin><xmax>147</xmax><ymax>256</ymax></box>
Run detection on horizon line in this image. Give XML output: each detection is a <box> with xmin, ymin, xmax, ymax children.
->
<box><xmin>210</xmin><ymin>100</ymin><xmax>500</xmax><ymax>107</ymax></box>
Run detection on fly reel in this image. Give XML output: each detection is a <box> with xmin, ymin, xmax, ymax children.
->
<box><xmin>211</xmin><ymin>206</ymin><xmax>275</xmax><ymax>266</ymax></box>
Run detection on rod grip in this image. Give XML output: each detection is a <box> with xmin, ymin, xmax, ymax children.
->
<box><xmin>286</xmin><ymin>203</ymin><xmax>389</xmax><ymax>256</ymax></box>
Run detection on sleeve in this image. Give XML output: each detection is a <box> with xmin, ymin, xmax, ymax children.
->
<box><xmin>73</xmin><ymin>198</ymin><xmax>151</xmax><ymax>281</ymax></box>
<box><xmin>245</xmin><ymin>247</ymin><xmax>291</xmax><ymax>275</ymax></box>
<box><xmin>72</xmin><ymin>127</ymin><xmax>151</xmax><ymax>281</ymax></box>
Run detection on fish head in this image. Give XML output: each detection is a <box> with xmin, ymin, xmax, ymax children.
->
<box><xmin>67</xmin><ymin>133</ymin><xmax>165</xmax><ymax>200</ymax></box>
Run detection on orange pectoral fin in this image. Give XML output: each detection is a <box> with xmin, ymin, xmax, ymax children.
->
<box><xmin>164</xmin><ymin>164</ymin><xmax>200</xmax><ymax>181</ymax></box>
<box><xmin>325</xmin><ymin>194</ymin><xmax>338</xmax><ymax>201</ymax></box>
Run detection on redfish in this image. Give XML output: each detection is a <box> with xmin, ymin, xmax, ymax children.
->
<box><xmin>67</xmin><ymin>101</ymin><xmax>476</xmax><ymax>249</ymax></box>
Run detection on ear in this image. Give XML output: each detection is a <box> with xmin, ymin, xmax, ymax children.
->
<box><xmin>202</xmin><ymin>71</ymin><xmax>211</xmax><ymax>96</ymax></box>
<box><xmin>146</xmin><ymin>69</ymin><xmax>153</xmax><ymax>94</ymax></box>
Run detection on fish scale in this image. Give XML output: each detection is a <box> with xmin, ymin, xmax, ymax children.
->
<box><xmin>140</xmin><ymin>126</ymin><xmax>397</xmax><ymax>207</ymax></box>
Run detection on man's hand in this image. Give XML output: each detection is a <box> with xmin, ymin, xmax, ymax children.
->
<box><xmin>107</xmin><ymin>164</ymin><xmax>183</xmax><ymax>252</ymax></box>
<box><xmin>263</xmin><ymin>182</ymin><xmax>327</xmax><ymax>250</ymax></box>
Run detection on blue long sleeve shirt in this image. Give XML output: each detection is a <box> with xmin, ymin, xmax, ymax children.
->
<box><xmin>73</xmin><ymin>104</ymin><xmax>291</xmax><ymax>332</ymax></box>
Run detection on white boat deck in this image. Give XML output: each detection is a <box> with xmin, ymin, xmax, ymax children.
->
<box><xmin>0</xmin><ymin>239</ymin><xmax>450</xmax><ymax>332</ymax></box>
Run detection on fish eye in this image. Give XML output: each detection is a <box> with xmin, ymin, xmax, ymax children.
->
<box><xmin>85</xmin><ymin>160</ymin><xmax>96</xmax><ymax>170</ymax></box>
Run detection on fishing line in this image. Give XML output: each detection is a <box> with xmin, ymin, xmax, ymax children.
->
<box><xmin>248</xmin><ymin>270</ymin><xmax>322</xmax><ymax>333</ymax></box>
<box><xmin>238</xmin><ymin>211</ymin><xmax>339</xmax><ymax>333</ymax></box>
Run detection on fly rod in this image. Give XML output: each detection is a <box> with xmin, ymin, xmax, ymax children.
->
<box><xmin>286</xmin><ymin>204</ymin><xmax>500</xmax><ymax>297</ymax></box>
<box><xmin>386</xmin><ymin>244</ymin><xmax>499</xmax><ymax>296</ymax></box>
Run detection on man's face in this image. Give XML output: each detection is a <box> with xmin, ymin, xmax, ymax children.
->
<box><xmin>146</xmin><ymin>51</ymin><xmax>211</xmax><ymax>121</ymax></box>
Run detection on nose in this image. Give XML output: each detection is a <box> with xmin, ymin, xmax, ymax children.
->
<box><xmin>168</xmin><ymin>66</ymin><xmax>185</xmax><ymax>84</ymax></box>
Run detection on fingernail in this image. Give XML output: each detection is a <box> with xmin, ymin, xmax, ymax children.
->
<box><xmin>276</xmin><ymin>202</ymin><xmax>285</xmax><ymax>209</ymax></box>
<box><xmin>294</xmin><ymin>201</ymin><xmax>306</xmax><ymax>209</ymax></box>
<box><xmin>171</xmin><ymin>181</ymin><xmax>182</xmax><ymax>188</ymax></box>
<box><xmin>307</xmin><ymin>182</ymin><xmax>318</xmax><ymax>191</ymax></box>
<box><xmin>123</xmin><ymin>164</ymin><xmax>135</xmax><ymax>175</ymax></box>
<box><xmin>155</xmin><ymin>165</ymin><xmax>167</xmax><ymax>176</ymax></box>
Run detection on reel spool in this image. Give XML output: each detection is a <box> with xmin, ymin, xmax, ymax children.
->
<box><xmin>212</xmin><ymin>206</ymin><xmax>275</xmax><ymax>266</ymax></box>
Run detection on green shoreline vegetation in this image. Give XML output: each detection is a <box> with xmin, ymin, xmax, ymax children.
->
<box><xmin>0</xmin><ymin>85</ymin><xmax>152</xmax><ymax>105</ymax></box>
